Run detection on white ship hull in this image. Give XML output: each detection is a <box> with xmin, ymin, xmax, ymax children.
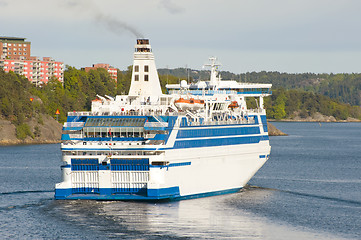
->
<box><xmin>55</xmin><ymin>118</ymin><xmax>271</xmax><ymax>200</ymax></box>
<box><xmin>157</xmin><ymin>142</ymin><xmax>270</xmax><ymax>198</ymax></box>
<box><xmin>55</xmin><ymin>146</ymin><xmax>270</xmax><ymax>200</ymax></box>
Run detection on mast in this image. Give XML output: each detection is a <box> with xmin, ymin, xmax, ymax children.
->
<box><xmin>203</xmin><ymin>57</ymin><xmax>221</xmax><ymax>90</ymax></box>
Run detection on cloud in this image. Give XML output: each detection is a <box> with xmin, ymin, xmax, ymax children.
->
<box><xmin>0</xmin><ymin>0</ymin><xmax>8</xmax><ymax>6</ymax></box>
<box><xmin>159</xmin><ymin>0</ymin><xmax>185</xmax><ymax>14</ymax></box>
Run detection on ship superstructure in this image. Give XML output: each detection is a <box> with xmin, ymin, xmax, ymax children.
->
<box><xmin>55</xmin><ymin>39</ymin><xmax>272</xmax><ymax>200</ymax></box>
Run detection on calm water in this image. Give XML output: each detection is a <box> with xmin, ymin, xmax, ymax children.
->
<box><xmin>0</xmin><ymin>122</ymin><xmax>360</xmax><ymax>239</ymax></box>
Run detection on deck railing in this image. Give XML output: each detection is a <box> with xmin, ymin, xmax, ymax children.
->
<box><xmin>63</xmin><ymin>122</ymin><xmax>85</xmax><ymax>128</ymax></box>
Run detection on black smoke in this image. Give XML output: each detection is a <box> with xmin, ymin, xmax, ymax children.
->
<box><xmin>65</xmin><ymin>0</ymin><xmax>144</xmax><ymax>38</ymax></box>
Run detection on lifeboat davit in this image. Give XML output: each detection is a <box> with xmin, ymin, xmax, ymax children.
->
<box><xmin>174</xmin><ymin>97</ymin><xmax>205</xmax><ymax>111</ymax></box>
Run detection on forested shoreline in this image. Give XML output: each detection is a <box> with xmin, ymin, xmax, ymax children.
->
<box><xmin>158</xmin><ymin>68</ymin><xmax>361</xmax><ymax>106</ymax></box>
<box><xmin>0</xmin><ymin>66</ymin><xmax>360</xmax><ymax>141</ymax></box>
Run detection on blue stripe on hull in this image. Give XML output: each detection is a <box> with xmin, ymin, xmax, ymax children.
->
<box><xmin>55</xmin><ymin>187</ymin><xmax>180</xmax><ymax>200</ymax></box>
<box><xmin>176</xmin><ymin>126</ymin><xmax>260</xmax><ymax>139</ymax></box>
<box><xmin>174</xmin><ymin>135</ymin><xmax>269</xmax><ymax>149</ymax></box>
<box><xmin>54</xmin><ymin>187</ymin><xmax>242</xmax><ymax>201</ymax></box>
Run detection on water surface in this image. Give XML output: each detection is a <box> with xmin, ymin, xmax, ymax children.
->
<box><xmin>0</xmin><ymin>122</ymin><xmax>360</xmax><ymax>239</ymax></box>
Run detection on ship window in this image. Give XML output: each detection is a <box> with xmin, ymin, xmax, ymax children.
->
<box><xmin>144</xmin><ymin>65</ymin><xmax>149</xmax><ymax>72</ymax></box>
<box><xmin>135</xmin><ymin>75</ymin><xmax>139</xmax><ymax>81</ymax></box>
<box><xmin>152</xmin><ymin>161</ymin><xmax>169</xmax><ymax>166</ymax></box>
<box><xmin>134</xmin><ymin>65</ymin><xmax>139</xmax><ymax>72</ymax></box>
<box><xmin>144</xmin><ymin>75</ymin><xmax>148</xmax><ymax>81</ymax></box>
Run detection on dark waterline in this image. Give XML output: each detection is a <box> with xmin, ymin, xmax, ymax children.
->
<box><xmin>0</xmin><ymin>123</ymin><xmax>360</xmax><ymax>239</ymax></box>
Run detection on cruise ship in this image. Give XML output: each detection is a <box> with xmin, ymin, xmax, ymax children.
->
<box><xmin>55</xmin><ymin>39</ymin><xmax>272</xmax><ymax>200</ymax></box>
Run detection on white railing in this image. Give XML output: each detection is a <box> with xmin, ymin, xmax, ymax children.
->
<box><xmin>68</xmin><ymin>111</ymin><xmax>92</xmax><ymax>116</ymax></box>
<box><xmin>69</xmin><ymin>134</ymin><xmax>83</xmax><ymax>138</ymax></box>
<box><xmin>188</xmin><ymin>118</ymin><xmax>255</xmax><ymax>126</ymax></box>
<box><xmin>63</xmin><ymin>122</ymin><xmax>85</xmax><ymax>128</ymax></box>
<box><xmin>71</xmin><ymin>171</ymin><xmax>99</xmax><ymax>190</ymax></box>
<box><xmin>168</xmin><ymin>89</ymin><xmax>238</xmax><ymax>95</ymax></box>
<box><xmin>248</xmin><ymin>108</ymin><xmax>266</xmax><ymax>114</ymax></box>
<box><xmin>67</xmin><ymin>111</ymin><xmax>182</xmax><ymax>117</ymax></box>
<box><xmin>144</xmin><ymin>122</ymin><xmax>168</xmax><ymax>128</ymax></box>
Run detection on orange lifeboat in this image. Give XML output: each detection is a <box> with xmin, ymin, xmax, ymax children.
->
<box><xmin>174</xmin><ymin>97</ymin><xmax>205</xmax><ymax>110</ymax></box>
<box><xmin>228</xmin><ymin>101</ymin><xmax>239</xmax><ymax>109</ymax></box>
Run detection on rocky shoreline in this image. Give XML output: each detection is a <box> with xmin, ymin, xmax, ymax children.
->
<box><xmin>0</xmin><ymin>114</ymin><xmax>62</xmax><ymax>146</ymax></box>
<box><xmin>275</xmin><ymin>112</ymin><xmax>361</xmax><ymax>123</ymax></box>
<box><xmin>267</xmin><ymin>122</ymin><xmax>287</xmax><ymax>136</ymax></box>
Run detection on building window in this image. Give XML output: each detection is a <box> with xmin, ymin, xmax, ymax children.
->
<box><xmin>24</xmin><ymin>44</ymin><xmax>27</xmax><ymax>47</ymax></box>
<box><xmin>8</xmin><ymin>52</ymin><xmax>11</xmax><ymax>55</ymax></box>
<box><xmin>19</xmin><ymin>52</ymin><xmax>22</xmax><ymax>55</ymax></box>
<box><xmin>144</xmin><ymin>65</ymin><xmax>149</xmax><ymax>72</ymax></box>
<box><xmin>14</xmin><ymin>52</ymin><xmax>16</xmax><ymax>55</ymax></box>
<box><xmin>144</xmin><ymin>75</ymin><xmax>149</xmax><ymax>81</ymax></box>
<box><xmin>8</xmin><ymin>44</ymin><xmax>11</xmax><ymax>46</ymax></box>
<box><xmin>134</xmin><ymin>65</ymin><xmax>139</xmax><ymax>72</ymax></box>
<box><xmin>14</xmin><ymin>48</ymin><xmax>16</xmax><ymax>51</ymax></box>
<box><xmin>135</xmin><ymin>75</ymin><xmax>139</xmax><ymax>81</ymax></box>
<box><xmin>8</xmin><ymin>48</ymin><xmax>11</xmax><ymax>50</ymax></box>
<box><xmin>24</xmin><ymin>52</ymin><xmax>27</xmax><ymax>55</ymax></box>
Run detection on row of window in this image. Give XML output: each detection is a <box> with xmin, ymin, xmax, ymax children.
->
<box><xmin>8</xmin><ymin>52</ymin><xmax>27</xmax><ymax>55</ymax></box>
<box><xmin>3</xmin><ymin>61</ymin><xmax>62</xmax><ymax>66</ymax></box>
<box><xmin>2</xmin><ymin>43</ymin><xmax>27</xmax><ymax>47</ymax></box>
<box><xmin>85</xmin><ymin>117</ymin><xmax>146</xmax><ymax>127</ymax></box>
<box><xmin>134</xmin><ymin>65</ymin><xmax>149</xmax><ymax>72</ymax></box>
<box><xmin>21</xmin><ymin>71</ymin><xmax>60</xmax><ymax>75</ymax></box>
<box><xmin>8</xmin><ymin>48</ymin><xmax>27</xmax><ymax>51</ymax></box>
<box><xmin>134</xmin><ymin>74</ymin><xmax>148</xmax><ymax>81</ymax></box>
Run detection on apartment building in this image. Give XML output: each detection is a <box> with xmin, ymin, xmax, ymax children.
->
<box><xmin>0</xmin><ymin>37</ymin><xmax>63</xmax><ymax>86</ymax></box>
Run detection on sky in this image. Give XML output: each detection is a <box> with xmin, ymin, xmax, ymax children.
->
<box><xmin>1</xmin><ymin>0</ymin><xmax>361</xmax><ymax>74</ymax></box>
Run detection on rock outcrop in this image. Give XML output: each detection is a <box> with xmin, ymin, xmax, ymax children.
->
<box><xmin>267</xmin><ymin>122</ymin><xmax>287</xmax><ymax>136</ymax></box>
<box><xmin>0</xmin><ymin>114</ymin><xmax>62</xmax><ymax>145</ymax></box>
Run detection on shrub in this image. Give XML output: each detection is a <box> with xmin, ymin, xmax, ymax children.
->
<box><xmin>16</xmin><ymin>123</ymin><xmax>33</xmax><ymax>140</ymax></box>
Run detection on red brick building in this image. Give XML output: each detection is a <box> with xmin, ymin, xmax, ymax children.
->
<box><xmin>0</xmin><ymin>37</ymin><xmax>31</xmax><ymax>60</ymax></box>
<box><xmin>84</xmin><ymin>63</ymin><xmax>117</xmax><ymax>81</ymax></box>
<box><xmin>0</xmin><ymin>37</ymin><xmax>64</xmax><ymax>86</ymax></box>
